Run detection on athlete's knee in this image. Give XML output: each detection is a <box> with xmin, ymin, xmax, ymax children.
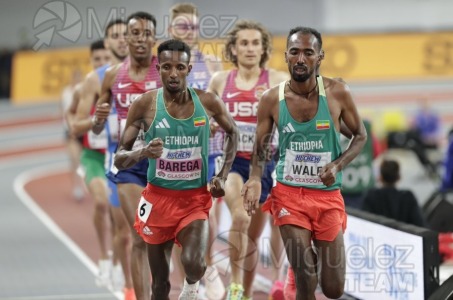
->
<box><xmin>320</xmin><ymin>274</ymin><xmax>345</xmax><ymax>298</ymax></box>
<box><xmin>118</xmin><ymin>220</ymin><xmax>131</xmax><ymax>237</ymax></box>
<box><xmin>231</xmin><ymin>210</ymin><xmax>251</xmax><ymax>230</ymax></box>
<box><xmin>321</xmin><ymin>283</ymin><xmax>344</xmax><ymax>299</ymax></box>
<box><xmin>132</xmin><ymin>232</ymin><xmax>146</xmax><ymax>249</ymax></box>
<box><xmin>94</xmin><ymin>200</ymin><xmax>109</xmax><ymax>214</ymax></box>
<box><xmin>117</xmin><ymin>229</ymin><xmax>131</xmax><ymax>245</ymax></box>
<box><xmin>90</xmin><ymin>181</ymin><xmax>109</xmax><ymax>209</ymax></box>
<box><xmin>180</xmin><ymin>248</ymin><xmax>206</xmax><ymax>282</ymax></box>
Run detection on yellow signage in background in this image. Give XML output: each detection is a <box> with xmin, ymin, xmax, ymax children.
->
<box><xmin>270</xmin><ymin>32</ymin><xmax>453</xmax><ymax>80</ymax></box>
<box><xmin>200</xmin><ymin>31</ymin><xmax>453</xmax><ymax>80</ymax></box>
<box><xmin>11</xmin><ymin>31</ymin><xmax>453</xmax><ymax>103</ymax></box>
<box><xmin>12</xmin><ymin>48</ymin><xmax>91</xmax><ymax>104</ymax></box>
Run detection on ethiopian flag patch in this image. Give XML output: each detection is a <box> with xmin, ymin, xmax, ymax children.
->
<box><xmin>194</xmin><ymin>116</ymin><xmax>206</xmax><ymax>127</ymax></box>
<box><xmin>316</xmin><ymin>120</ymin><xmax>330</xmax><ymax>130</ymax></box>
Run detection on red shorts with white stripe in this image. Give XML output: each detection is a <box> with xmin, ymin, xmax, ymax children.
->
<box><xmin>134</xmin><ymin>183</ymin><xmax>212</xmax><ymax>245</ymax></box>
<box><xmin>263</xmin><ymin>182</ymin><xmax>346</xmax><ymax>241</ymax></box>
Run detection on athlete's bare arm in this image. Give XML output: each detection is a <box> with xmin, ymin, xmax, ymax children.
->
<box><xmin>331</xmin><ymin>78</ymin><xmax>354</xmax><ymax>139</ymax></box>
<box><xmin>340</xmin><ymin>122</ymin><xmax>353</xmax><ymax>139</ymax></box>
<box><xmin>114</xmin><ymin>91</ymin><xmax>160</xmax><ymax>170</ymax></box>
<box><xmin>197</xmin><ymin>89</ymin><xmax>238</xmax><ymax>197</ymax></box>
<box><xmin>72</xmin><ymin>71</ymin><xmax>100</xmax><ymax>137</ymax></box>
<box><xmin>60</xmin><ymin>88</ymin><xmax>70</xmax><ymax>126</ymax></box>
<box><xmin>65</xmin><ymin>83</ymin><xmax>82</xmax><ymax>135</ymax></box>
<box><xmin>241</xmin><ymin>86</ymin><xmax>279</xmax><ymax>215</ymax></box>
<box><xmin>206</xmin><ymin>70</ymin><xmax>229</xmax><ymax>96</ymax></box>
<box><xmin>205</xmin><ymin>70</ymin><xmax>229</xmax><ymax>137</ymax></box>
<box><xmin>92</xmin><ymin>64</ymin><xmax>121</xmax><ymax>134</ymax></box>
<box><xmin>199</xmin><ymin>89</ymin><xmax>238</xmax><ymax>175</ymax></box>
<box><xmin>321</xmin><ymin>78</ymin><xmax>367</xmax><ymax>185</ymax></box>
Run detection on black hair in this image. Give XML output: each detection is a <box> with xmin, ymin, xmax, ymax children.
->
<box><xmin>126</xmin><ymin>11</ymin><xmax>157</xmax><ymax>29</ymax></box>
<box><xmin>380</xmin><ymin>159</ymin><xmax>400</xmax><ymax>185</ymax></box>
<box><xmin>157</xmin><ymin>39</ymin><xmax>191</xmax><ymax>62</ymax></box>
<box><xmin>286</xmin><ymin>26</ymin><xmax>323</xmax><ymax>50</ymax></box>
<box><xmin>90</xmin><ymin>39</ymin><xmax>105</xmax><ymax>52</ymax></box>
<box><xmin>104</xmin><ymin>18</ymin><xmax>127</xmax><ymax>37</ymax></box>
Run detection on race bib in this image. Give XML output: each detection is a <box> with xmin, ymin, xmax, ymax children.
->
<box><xmin>283</xmin><ymin>150</ymin><xmax>332</xmax><ymax>185</ymax></box>
<box><xmin>155</xmin><ymin>146</ymin><xmax>203</xmax><ymax>181</ymax></box>
<box><xmin>87</xmin><ymin>129</ymin><xmax>107</xmax><ymax>149</ymax></box>
<box><xmin>215</xmin><ymin>155</ymin><xmax>223</xmax><ymax>175</ymax></box>
<box><xmin>138</xmin><ymin>196</ymin><xmax>152</xmax><ymax>223</ymax></box>
<box><xmin>236</xmin><ymin>121</ymin><xmax>256</xmax><ymax>153</ymax></box>
<box><xmin>107</xmin><ymin>113</ymin><xmax>119</xmax><ymax>142</ymax></box>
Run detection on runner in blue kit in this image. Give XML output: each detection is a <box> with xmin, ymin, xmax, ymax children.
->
<box><xmin>97</xmin><ymin>20</ymin><xmax>136</xmax><ymax>298</ymax></box>
<box><xmin>92</xmin><ymin>12</ymin><xmax>161</xmax><ymax>300</ymax></box>
<box><xmin>74</xmin><ymin>19</ymin><xmax>135</xmax><ymax>299</ymax></box>
<box><xmin>113</xmin><ymin>39</ymin><xmax>238</xmax><ymax>300</ymax></box>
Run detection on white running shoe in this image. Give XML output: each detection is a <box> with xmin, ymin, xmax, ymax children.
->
<box><xmin>110</xmin><ymin>263</ymin><xmax>124</xmax><ymax>291</ymax></box>
<box><xmin>95</xmin><ymin>259</ymin><xmax>112</xmax><ymax>287</ymax></box>
<box><xmin>72</xmin><ymin>186</ymin><xmax>84</xmax><ymax>201</ymax></box>
<box><xmin>204</xmin><ymin>266</ymin><xmax>225</xmax><ymax>300</ymax></box>
<box><xmin>178</xmin><ymin>279</ymin><xmax>199</xmax><ymax>300</ymax></box>
<box><xmin>169</xmin><ymin>257</ymin><xmax>174</xmax><ymax>273</ymax></box>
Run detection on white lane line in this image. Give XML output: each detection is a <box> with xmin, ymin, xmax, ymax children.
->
<box><xmin>0</xmin><ymin>151</ymin><xmax>67</xmax><ymax>170</ymax></box>
<box><xmin>13</xmin><ymin>163</ymin><xmax>122</xmax><ymax>300</ymax></box>
<box><xmin>13</xmin><ymin>162</ymin><xmax>275</xmax><ymax>299</ymax></box>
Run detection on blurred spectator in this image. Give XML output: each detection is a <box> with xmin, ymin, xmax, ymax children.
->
<box><xmin>341</xmin><ymin>119</ymin><xmax>381</xmax><ymax>209</ymax></box>
<box><xmin>421</xmin><ymin>128</ymin><xmax>453</xmax><ymax>238</ymax></box>
<box><xmin>441</xmin><ymin>128</ymin><xmax>453</xmax><ymax>192</ymax></box>
<box><xmin>411</xmin><ymin>97</ymin><xmax>441</xmax><ymax>149</ymax></box>
<box><xmin>385</xmin><ymin>102</ymin><xmax>439</xmax><ymax>178</ymax></box>
<box><xmin>0</xmin><ymin>50</ymin><xmax>13</xmax><ymax>99</ymax></box>
<box><xmin>427</xmin><ymin>129</ymin><xmax>453</xmax><ymax>261</ymax></box>
<box><xmin>362</xmin><ymin>159</ymin><xmax>425</xmax><ymax>227</ymax></box>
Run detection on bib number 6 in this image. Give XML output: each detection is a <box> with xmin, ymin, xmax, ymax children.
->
<box><xmin>138</xmin><ymin>196</ymin><xmax>152</xmax><ymax>223</ymax></box>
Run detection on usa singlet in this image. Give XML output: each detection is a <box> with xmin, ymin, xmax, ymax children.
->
<box><xmin>110</xmin><ymin>56</ymin><xmax>161</xmax><ymax>176</ymax></box>
<box><xmin>145</xmin><ymin>87</ymin><xmax>210</xmax><ymax>190</ymax></box>
<box><xmin>222</xmin><ymin>69</ymin><xmax>270</xmax><ymax>160</ymax></box>
<box><xmin>276</xmin><ymin>76</ymin><xmax>343</xmax><ymax>190</ymax></box>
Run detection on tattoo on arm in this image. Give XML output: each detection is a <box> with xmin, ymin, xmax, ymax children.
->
<box><xmin>258</xmin><ymin>149</ymin><xmax>267</xmax><ymax>162</ymax></box>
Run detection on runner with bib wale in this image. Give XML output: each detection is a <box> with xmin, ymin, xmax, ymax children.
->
<box><xmin>242</xmin><ymin>27</ymin><xmax>366</xmax><ymax>299</ymax></box>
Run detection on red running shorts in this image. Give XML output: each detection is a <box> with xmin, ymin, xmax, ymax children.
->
<box><xmin>134</xmin><ymin>183</ymin><xmax>212</xmax><ymax>245</ymax></box>
<box><xmin>263</xmin><ymin>182</ymin><xmax>346</xmax><ymax>241</ymax></box>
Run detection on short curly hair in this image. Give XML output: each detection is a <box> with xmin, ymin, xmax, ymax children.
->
<box><xmin>380</xmin><ymin>159</ymin><xmax>400</xmax><ymax>185</ymax></box>
<box><xmin>224</xmin><ymin>20</ymin><xmax>272</xmax><ymax>68</ymax></box>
